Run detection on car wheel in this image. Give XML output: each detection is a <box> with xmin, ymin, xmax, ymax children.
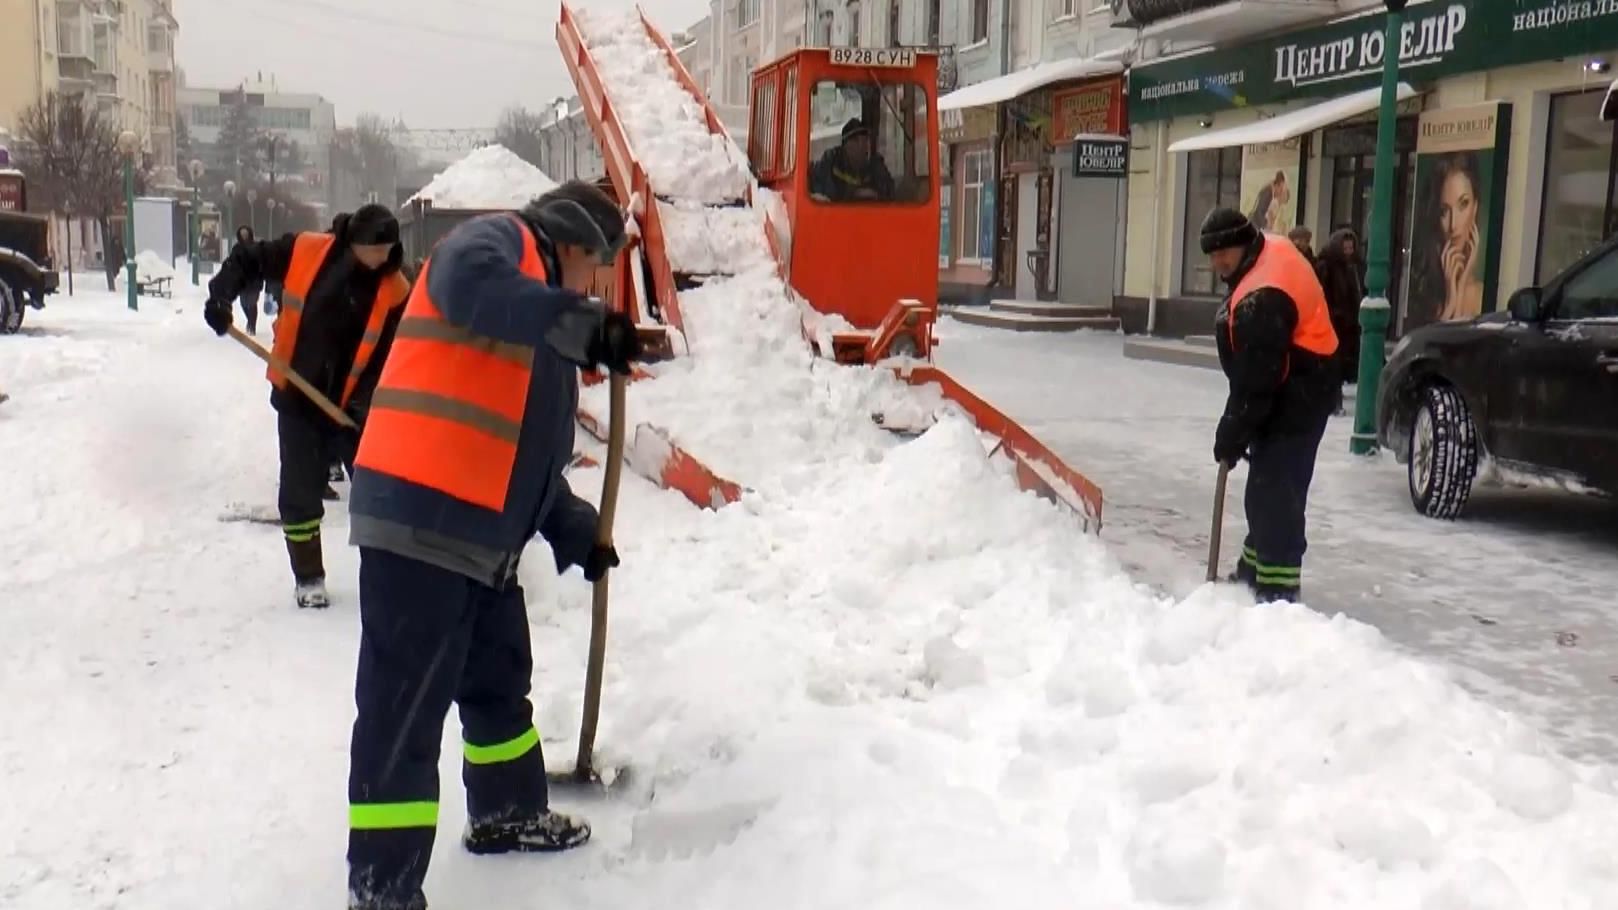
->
<box><xmin>0</xmin><ymin>279</ymin><xmax>21</xmax><ymax>334</ymax></box>
<box><xmin>1407</xmin><ymin>382</ymin><xmax>1479</xmax><ymax>519</ymax></box>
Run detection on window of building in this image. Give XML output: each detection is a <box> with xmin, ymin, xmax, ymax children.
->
<box><xmin>888</xmin><ymin>0</ymin><xmax>902</xmax><ymax>46</ymax></box>
<box><xmin>847</xmin><ymin>1</ymin><xmax>861</xmax><ymax>46</ymax></box>
<box><xmin>1536</xmin><ymin>88</ymin><xmax>1618</xmax><ymax>285</ymax></box>
<box><xmin>817</xmin><ymin>10</ymin><xmax>834</xmax><ymax>45</ymax></box>
<box><xmin>1180</xmin><ymin>146</ymin><xmax>1242</xmax><ymax>296</ymax></box>
<box><xmin>736</xmin><ymin>0</ymin><xmax>759</xmax><ymax>29</ymax></box>
<box><xmin>970</xmin><ymin>0</ymin><xmax>990</xmax><ymax>43</ymax></box>
<box><xmin>958</xmin><ymin>146</ymin><xmax>991</xmax><ymax>263</ymax></box>
<box><xmin>1055</xmin><ymin>0</ymin><xmax>1078</xmax><ymax>18</ymax></box>
<box><xmin>807</xmin><ymin>78</ymin><xmax>931</xmax><ymax>204</ymax></box>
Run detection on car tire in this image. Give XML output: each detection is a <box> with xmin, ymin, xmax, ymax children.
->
<box><xmin>1407</xmin><ymin>382</ymin><xmax>1479</xmax><ymax>519</ymax></box>
<box><xmin>0</xmin><ymin>278</ymin><xmax>21</xmax><ymax>334</ymax></box>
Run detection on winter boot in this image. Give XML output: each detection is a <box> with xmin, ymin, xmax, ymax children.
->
<box><xmin>286</xmin><ymin>534</ymin><xmax>330</xmax><ymax>609</ymax></box>
<box><xmin>463</xmin><ymin>810</ymin><xmax>591</xmax><ymax>855</ymax></box>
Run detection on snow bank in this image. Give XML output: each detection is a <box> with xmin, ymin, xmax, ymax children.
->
<box><xmin>134</xmin><ymin>249</ymin><xmax>174</xmax><ymax>279</ymax></box>
<box><xmin>407</xmin><ymin>144</ymin><xmax>557</xmax><ymax>210</ymax></box>
<box><xmin>574</xmin><ymin>9</ymin><xmax>751</xmax><ymax>205</ymax></box>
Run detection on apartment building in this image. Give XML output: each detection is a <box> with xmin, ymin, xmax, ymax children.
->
<box><xmin>178</xmin><ymin>75</ymin><xmax>338</xmax><ymax>202</ymax></box>
<box><xmin>0</xmin><ymin>0</ymin><xmax>179</xmax><ymax>181</ymax></box>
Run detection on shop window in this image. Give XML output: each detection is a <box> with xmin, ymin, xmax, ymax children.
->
<box><xmin>1536</xmin><ymin>89</ymin><xmax>1618</xmax><ymax>286</ymax></box>
<box><xmin>1180</xmin><ymin>146</ymin><xmax>1242</xmax><ymax>296</ymax></box>
<box><xmin>959</xmin><ymin>147</ymin><xmax>991</xmax><ymax>263</ymax></box>
<box><xmin>807</xmin><ymin>78</ymin><xmax>932</xmax><ymax>204</ymax></box>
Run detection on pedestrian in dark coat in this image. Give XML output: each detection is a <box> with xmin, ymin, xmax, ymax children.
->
<box><xmin>230</xmin><ymin>225</ymin><xmax>265</xmax><ymax>334</ymax></box>
<box><xmin>1316</xmin><ymin>228</ymin><xmax>1364</xmax><ymax>402</ymax></box>
<box><xmin>202</xmin><ymin>204</ymin><xmax>411</xmax><ymax>609</ymax></box>
<box><xmin>1202</xmin><ymin>207</ymin><xmax>1339</xmax><ymax>603</ymax></box>
<box><xmin>342</xmin><ymin>181</ymin><xmax>643</xmax><ymax>910</ymax></box>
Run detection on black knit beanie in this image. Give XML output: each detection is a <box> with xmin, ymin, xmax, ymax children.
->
<box><xmin>348</xmin><ymin>203</ymin><xmax>400</xmax><ymax>246</ymax></box>
<box><xmin>520</xmin><ymin>181</ymin><xmax>626</xmax><ymax>263</ymax></box>
<box><xmin>1199</xmin><ymin>207</ymin><xmax>1258</xmax><ymax>254</ymax></box>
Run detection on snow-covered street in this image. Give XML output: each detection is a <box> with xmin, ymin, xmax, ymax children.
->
<box><xmin>938</xmin><ymin>321</ymin><xmax>1618</xmax><ymax>761</ymax></box>
<box><xmin>6</xmin><ymin>287</ymin><xmax>1618</xmax><ymax>908</ymax></box>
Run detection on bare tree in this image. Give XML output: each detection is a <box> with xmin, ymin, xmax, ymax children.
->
<box><xmin>15</xmin><ymin>92</ymin><xmax>126</xmax><ymax>281</ymax></box>
<box><xmin>494</xmin><ymin>106</ymin><xmax>547</xmax><ymax>170</ymax></box>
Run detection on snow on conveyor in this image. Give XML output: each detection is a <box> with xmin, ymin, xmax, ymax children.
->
<box><xmin>573</xmin><ymin>9</ymin><xmax>752</xmax><ymax>205</ymax></box>
<box><xmin>9</xmin><ymin>289</ymin><xmax>1618</xmax><ymax>908</ymax></box>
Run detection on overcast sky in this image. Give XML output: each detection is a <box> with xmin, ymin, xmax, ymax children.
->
<box><xmin>173</xmin><ymin>0</ymin><xmax>713</xmax><ymax>129</ymax></box>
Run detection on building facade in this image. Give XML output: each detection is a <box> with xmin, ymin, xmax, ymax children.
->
<box><xmin>0</xmin><ymin>0</ymin><xmax>178</xmax><ymax>175</ymax></box>
<box><xmin>1120</xmin><ymin>0</ymin><xmax>1618</xmax><ymax>339</ymax></box>
<box><xmin>178</xmin><ymin>76</ymin><xmax>337</xmax><ymax>204</ymax></box>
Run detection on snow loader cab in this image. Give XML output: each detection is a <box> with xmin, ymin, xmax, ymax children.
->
<box><xmin>0</xmin><ymin>145</ymin><xmax>59</xmax><ymax>334</ymax></box>
<box><xmin>748</xmin><ymin>48</ymin><xmax>940</xmax><ymax>364</ymax></box>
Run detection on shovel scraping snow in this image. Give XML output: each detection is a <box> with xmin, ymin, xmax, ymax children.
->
<box><xmin>226</xmin><ymin>325</ymin><xmax>357</xmax><ymax>431</ymax></box>
<box><xmin>1207</xmin><ymin>463</ymin><xmax>1230</xmax><ymax>583</ymax></box>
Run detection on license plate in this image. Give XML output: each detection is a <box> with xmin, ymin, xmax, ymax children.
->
<box><xmin>829</xmin><ymin>47</ymin><xmax>916</xmax><ymax>68</ymax></box>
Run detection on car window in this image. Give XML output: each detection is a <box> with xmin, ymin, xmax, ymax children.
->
<box><xmin>1555</xmin><ymin>245</ymin><xmax>1618</xmax><ymax>320</ymax></box>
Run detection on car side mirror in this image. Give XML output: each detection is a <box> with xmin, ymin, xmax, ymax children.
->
<box><xmin>1508</xmin><ymin>287</ymin><xmax>1545</xmax><ymax>322</ymax></box>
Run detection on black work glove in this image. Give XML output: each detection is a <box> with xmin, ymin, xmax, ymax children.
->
<box><xmin>585</xmin><ymin>312</ymin><xmax>643</xmax><ymax>376</ymax></box>
<box><xmin>581</xmin><ymin>543</ymin><xmax>620</xmax><ymax>582</ymax></box>
<box><xmin>203</xmin><ymin>297</ymin><xmax>233</xmax><ymax>336</ymax></box>
<box><xmin>1213</xmin><ymin>416</ymin><xmax>1249</xmax><ymax>468</ymax></box>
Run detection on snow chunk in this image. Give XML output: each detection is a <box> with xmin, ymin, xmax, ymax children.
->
<box><xmin>1490</xmin><ymin>753</ymin><xmax>1573</xmax><ymax>820</ymax></box>
<box><xmin>574</xmin><ymin>9</ymin><xmax>752</xmax><ymax>204</ymax></box>
<box><xmin>407</xmin><ymin>144</ymin><xmax>557</xmax><ymax>210</ymax></box>
<box><xmin>922</xmin><ymin>635</ymin><xmax>986</xmax><ymax>690</ymax></box>
<box><xmin>658</xmin><ymin>201</ymin><xmax>773</xmax><ymax>274</ymax></box>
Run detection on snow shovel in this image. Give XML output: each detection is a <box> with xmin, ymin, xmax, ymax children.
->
<box><xmin>1206</xmin><ymin>463</ymin><xmax>1230</xmax><ymax>583</ymax></box>
<box><xmin>548</xmin><ymin>370</ymin><xmax>630</xmax><ymax>795</ymax></box>
<box><xmin>226</xmin><ymin>324</ymin><xmax>357</xmax><ymax>431</ymax></box>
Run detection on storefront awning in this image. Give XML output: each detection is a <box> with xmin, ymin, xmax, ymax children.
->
<box><xmin>1166</xmin><ymin>83</ymin><xmax>1418</xmax><ymax>153</ymax></box>
<box><xmin>938</xmin><ymin>57</ymin><xmax>1124</xmax><ymax>112</ymax></box>
<box><xmin>1603</xmin><ymin>78</ymin><xmax>1618</xmax><ymax>122</ymax></box>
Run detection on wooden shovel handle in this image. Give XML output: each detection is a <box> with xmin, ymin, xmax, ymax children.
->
<box><xmin>1207</xmin><ymin>463</ymin><xmax>1230</xmax><ymax>583</ymax></box>
<box><xmin>226</xmin><ymin>324</ymin><xmax>357</xmax><ymax>430</ymax></box>
<box><xmin>574</xmin><ymin>371</ymin><xmax>626</xmax><ymax>778</ymax></box>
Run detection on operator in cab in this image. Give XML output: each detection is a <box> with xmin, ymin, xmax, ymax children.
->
<box><xmin>811</xmin><ymin>118</ymin><xmax>895</xmax><ymax>203</ymax></box>
<box><xmin>1200</xmin><ymin>207</ymin><xmax>1338</xmax><ymax>605</ymax></box>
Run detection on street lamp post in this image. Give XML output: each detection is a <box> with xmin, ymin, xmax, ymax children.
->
<box><xmin>1351</xmin><ymin>0</ymin><xmax>1408</xmax><ymax>456</ymax></box>
<box><xmin>118</xmin><ymin>130</ymin><xmax>138</xmax><ymax>311</ymax></box>
<box><xmin>267</xmin><ymin>198</ymin><xmax>278</xmax><ymax>237</ymax></box>
<box><xmin>223</xmin><ymin>180</ymin><xmax>236</xmax><ymax>247</ymax></box>
<box><xmin>189</xmin><ymin>159</ymin><xmax>205</xmax><ymax>286</ymax></box>
<box><xmin>247</xmin><ymin>188</ymin><xmax>258</xmax><ymax>238</ymax></box>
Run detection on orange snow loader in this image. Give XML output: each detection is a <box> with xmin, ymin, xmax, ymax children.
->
<box><xmin>556</xmin><ymin>4</ymin><xmax>1102</xmax><ymax>531</ymax></box>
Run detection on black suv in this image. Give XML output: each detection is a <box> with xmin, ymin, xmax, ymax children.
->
<box><xmin>1377</xmin><ymin>238</ymin><xmax>1618</xmax><ymax>518</ymax></box>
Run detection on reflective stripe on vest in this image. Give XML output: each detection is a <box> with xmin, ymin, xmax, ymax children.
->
<box><xmin>340</xmin><ymin>271</ymin><xmax>412</xmax><ymax>407</ymax></box>
<box><xmin>353</xmin><ymin>215</ymin><xmax>542</xmax><ymax>512</ymax></box>
<box><xmin>1229</xmin><ymin>233</ymin><xmax>1338</xmax><ymax>358</ymax></box>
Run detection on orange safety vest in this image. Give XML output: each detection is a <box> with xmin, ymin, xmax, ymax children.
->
<box><xmin>268</xmin><ymin>233</ymin><xmax>411</xmax><ymax>407</ymax></box>
<box><xmin>353</xmin><ymin>215</ymin><xmax>544</xmax><ymax>512</ymax></box>
<box><xmin>1229</xmin><ymin>232</ymin><xmax>1338</xmax><ymax>357</ymax></box>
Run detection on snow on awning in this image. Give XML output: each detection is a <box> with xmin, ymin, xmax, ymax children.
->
<box><xmin>1166</xmin><ymin>83</ymin><xmax>1419</xmax><ymax>154</ymax></box>
<box><xmin>937</xmin><ymin>57</ymin><xmax>1124</xmax><ymax>112</ymax></box>
<box><xmin>1603</xmin><ymin>78</ymin><xmax>1618</xmax><ymax>122</ymax></box>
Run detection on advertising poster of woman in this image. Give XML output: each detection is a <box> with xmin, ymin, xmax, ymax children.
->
<box><xmin>1405</xmin><ymin>101</ymin><xmax>1512</xmax><ymax>333</ymax></box>
<box><xmin>1240</xmin><ymin>139</ymin><xmax>1302</xmax><ymax>235</ymax></box>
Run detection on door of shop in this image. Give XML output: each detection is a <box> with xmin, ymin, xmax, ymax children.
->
<box><xmin>1325</xmin><ymin>117</ymin><xmax>1417</xmax><ymax>334</ymax></box>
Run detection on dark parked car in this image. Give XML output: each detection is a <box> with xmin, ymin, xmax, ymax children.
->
<box><xmin>1378</xmin><ymin>237</ymin><xmax>1618</xmax><ymax>518</ymax></box>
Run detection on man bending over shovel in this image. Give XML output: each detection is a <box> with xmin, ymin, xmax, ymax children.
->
<box><xmin>203</xmin><ymin>204</ymin><xmax>410</xmax><ymax>609</ymax></box>
<box><xmin>342</xmin><ymin>181</ymin><xmax>643</xmax><ymax>910</ymax></box>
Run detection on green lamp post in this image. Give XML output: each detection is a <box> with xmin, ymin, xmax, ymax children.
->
<box><xmin>188</xmin><ymin>159</ymin><xmax>204</xmax><ymax>286</ymax></box>
<box><xmin>1351</xmin><ymin>0</ymin><xmax>1408</xmax><ymax>456</ymax></box>
<box><xmin>223</xmin><ymin>180</ymin><xmax>236</xmax><ymax>242</ymax></box>
<box><xmin>267</xmin><ymin>197</ymin><xmax>278</xmax><ymax>237</ymax></box>
<box><xmin>118</xmin><ymin>130</ymin><xmax>138</xmax><ymax>311</ymax></box>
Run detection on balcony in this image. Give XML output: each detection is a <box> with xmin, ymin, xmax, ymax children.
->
<box><xmin>1112</xmin><ymin>0</ymin><xmax>1341</xmax><ymax>47</ymax></box>
<box><xmin>58</xmin><ymin>56</ymin><xmax>95</xmax><ymax>88</ymax></box>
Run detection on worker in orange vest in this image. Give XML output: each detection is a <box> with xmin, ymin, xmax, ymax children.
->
<box><xmin>342</xmin><ymin>181</ymin><xmax>641</xmax><ymax>910</ymax></box>
<box><xmin>1200</xmin><ymin>207</ymin><xmax>1339</xmax><ymax>603</ymax></box>
<box><xmin>203</xmin><ymin>204</ymin><xmax>410</xmax><ymax>609</ymax></box>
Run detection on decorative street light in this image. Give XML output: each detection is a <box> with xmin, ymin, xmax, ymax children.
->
<box><xmin>247</xmin><ymin>188</ymin><xmax>258</xmax><ymax>237</ymax></box>
<box><xmin>118</xmin><ymin>130</ymin><xmax>139</xmax><ymax>311</ymax></box>
<box><xmin>223</xmin><ymin>180</ymin><xmax>237</xmax><ymax>250</ymax></box>
<box><xmin>188</xmin><ymin>158</ymin><xmax>205</xmax><ymax>286</ymax></box>
<box><xmin>62</xmin><ymin>198</ymin><xmax>75</xmax><ymax>297</ymax></box>
<box><xmin>267</xmin><ymin>197</ymin><xmax>278</xmax><ymax>237</ymax></box>
<box><xmin>1351</xmin><ymin>0</ymin><xmax>1409</xmax><ymax>456</ymax></box>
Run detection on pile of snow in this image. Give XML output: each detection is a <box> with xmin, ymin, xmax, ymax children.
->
<box><xmin>656</xmin><ymin>200</ymin><xmax>773</xmax><ymax>274</ymax></box>
<box><xmin>407</xmin><ymin>144</ymin><xmax>557</xmax><ymax>210</ymax></box>
<box><xmin>134</xmin><ymin>249</ymin><xmax>175</xmax><ymax>280</ymax></box>
<box><xmin>574</xmin><ymin>9</ymin><xmax>752</xmax><ymax>205</ymax></box>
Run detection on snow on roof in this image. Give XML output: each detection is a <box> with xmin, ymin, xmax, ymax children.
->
<box><xmin>406</xmin><ymin>144</ymin><xmax>558</xmax><ymax>211</ymax></box>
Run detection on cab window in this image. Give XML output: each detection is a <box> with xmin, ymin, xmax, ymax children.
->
<box><xmin>1556</xmin><ymin>244</ymin><xmax>1618</xmax><ymax>320</ymax></box>
<box><xmin>807</xmin><ymin>79</ymin><xmax>931</xmax><ymax>205</ymax></box>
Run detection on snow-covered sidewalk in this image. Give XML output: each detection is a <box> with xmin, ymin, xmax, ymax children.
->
<box><xmin>6</xmin><ymin>294</ymin><xmax>1618</xmax><ymax>908</ymax></box>
<box><xmin>938</xmin><ymin>322</ymin><xmax>1618</xmax><ymax>761</ymax></box>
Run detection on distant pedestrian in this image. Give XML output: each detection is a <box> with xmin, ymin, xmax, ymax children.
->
<box><xmin>103</xmin><ymin>230</ymin><xmax>125</xmax><ymax>292</ymax></box>
<box><xmin>230</xmin><ymin>226</ymin><xmax>264</xmax><ymax>334</ymax></box>
<box><xmin>1201</xmin><ymin>207</ymin><xmax>1338</xmax><ymax>604</ymax></box>
<box><xmin>1316</xmin><ymin>228</ymin><xmax>1365</xmax><ymax>408</ymax></box>
<box><xmin>1288</xmin><ymin>226</ymin><xmax>1314</xmax><ymax>262</ymax></box>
